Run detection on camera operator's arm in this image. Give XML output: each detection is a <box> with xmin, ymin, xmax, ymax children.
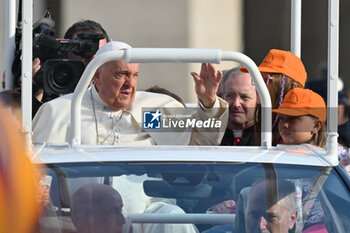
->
<box><xmin>31</xmin><ymin>58</ymin><xmax>44</xmax><ymax>118</ymax></box>
<box><xmin>2</xmin><ymin>58</ymin><xmax>40</xmax><ymax>91</ymax></box>
<box><xmin>32</xmin><ymin>58</ymin><xmax>41</xmax><ymax>77</ymax></box>
<box><xmin>32</xmin><ymin>58</ymin><xmax>44</xmax><ymax>103</ymax></box>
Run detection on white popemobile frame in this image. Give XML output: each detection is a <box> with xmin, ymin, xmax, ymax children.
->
<box><xmin>4</xmin><ymin>0</ymin><xmax>341</xmax><ymax>227</ymax></box>
<box><xmin>70</xmin><ymin>48</ymin><xmax>272</xmax><ymax>148</ymax></box>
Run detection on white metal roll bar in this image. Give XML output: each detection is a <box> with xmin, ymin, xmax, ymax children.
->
<box><xmin>326</xmin><ymin>0</ymin><xmax>339</xmax><ymax>164</ymax></box>
<box><xmin>289</xmin><ymin>0</ymin><xmax>339</xmax><ymax>165</ymax></box>
<box><xmin>6</xmin><ymin>0</ymin><xmax>338</xmax><ymax>164</ymax></box>
<box><xmin>70</xmin><ymin>49</ymin><xmax>272</xmax><ymax>148</ymax></box>
<box><xmin>291</xmin><ymin>0</ymin><xmax>302</xmax><ymax>57</ymax></box>
<box><xmin>21</xmin><ymin>0</ymin><xmax>33</xmax><ymax>148</ymax></box>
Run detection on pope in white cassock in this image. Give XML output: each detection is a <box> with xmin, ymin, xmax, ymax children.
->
<box><xmin>32</xmin><ymin>41</ymin><xmax>229</xmax><ymax>233</ymax></box>
<box><xmin>32</xmin><ymin>41</ymin><xmax>228</xmax><ymax>145</ymax></box>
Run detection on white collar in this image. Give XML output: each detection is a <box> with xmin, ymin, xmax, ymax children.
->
<box><xmin>91</xmin><ymin>84</ymin><xmax>109</xmax><ymax>109</ymax></box>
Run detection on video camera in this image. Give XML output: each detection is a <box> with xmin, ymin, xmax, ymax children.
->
<box><xmin>12</xmin><ymin>8</ymin><xmax>105</xmax><ymax>98</ymax></box>
<box><xmin>33</xmin><ymin>31</ymin><xmax>104</xmax><ymax>96</ymax></box>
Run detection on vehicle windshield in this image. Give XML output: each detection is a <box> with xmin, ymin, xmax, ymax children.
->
<box><xmin>39</xmin><ymin>162</ymin><xmax>350</xmax><ymax>233</ymax></box>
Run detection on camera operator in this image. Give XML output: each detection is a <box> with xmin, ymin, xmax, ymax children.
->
<box><xmin>63</xmin><ymin>20</ymin><xmax>110</xmax><ymax>65</ymax></box>
<box><xmin>32</xmin><ymin>19</ymin><xmax>110</xmax><ymax>117</ymax></box>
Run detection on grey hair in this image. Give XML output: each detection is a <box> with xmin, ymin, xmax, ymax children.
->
<box><xmin>249</xmin><ymin>178</ymin><xmax>298</xmax><ymax>214</ymax></box>
<box><xmin>221</xmin><ymin>67</ymin><xmax>249</xmax><ymax>94</ymax></box>
<box><xmin>279</xmin><ymin>191</ymin><xmax>297</xmax><ymax>214</ymax></box>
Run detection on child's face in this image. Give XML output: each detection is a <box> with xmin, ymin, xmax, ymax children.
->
<box><xmin>278</xmin><ymin>115</ymin><xmax>320</xmax><ymax>145</ymax></box>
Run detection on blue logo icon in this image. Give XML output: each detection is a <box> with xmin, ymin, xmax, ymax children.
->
<box><xmin>143</xmin><ymin>110</ymin><xmax>161</xmax><ymax>129</ymax></box>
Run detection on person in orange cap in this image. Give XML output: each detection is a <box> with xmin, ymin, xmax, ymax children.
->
<box><xmin>0</xmin><ymin>104</ymin><xmax>42</xmax><ymax>233</ymax></box>
<box><xmin>273</xmin><ymin>88</ymin><xmax>350</xmax><ymax>176</ymax></box>
<box><xmin>242</xmin><ymin>49</ymin><xmax>308</xmax><ymax>145</ymax></box>
<box><xmin>242</xmin><ymin>49</ymin><xmax>307</xmax><ymax>106</ymax></box>
<box><xmin>272</xmin><ymin>88</ymin><xmax>326</xmax><ymax>147</ymax></box>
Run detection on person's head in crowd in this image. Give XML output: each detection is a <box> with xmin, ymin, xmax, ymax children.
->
<box><xmin>245</xmin><ymin>179</ymin><xmax>298</xmax><ymax>233</ymax></box>
<box><xmin>64</xmin><ymin>20</ymin><xmax>110</xmax><ymax>64</ymax></box>
<box><xmin>272</xmin><ymin>88</ymin><xmax>326</xmax><ymax>147</ymax></box>
<box><xmin>71</xmin><ymin>183</ymin><xmax>125</xmax><ymax>233</ymax></box>
<box><xmin>306</xmin><ymin>77</ymin><xmax>349</xmax><ymax>126</ymax></box>
<box><xmin>0</xmin><ymin>106</ymin><xmax>41</xmax><ymax>233</ymax></box>
<box><xmin>222</xmin><ymin>67</ymin><xmax>257</xmax><ymax>130</ymax></box>
<box><xmin>0</xmin><ymin>90</ymin><xmax>22</xmax><ymax>131</ymax></box>
<box><xmin>241</xmin><ymin>49</ymin><xmax>307</xmax><ymax>145</ymax></box>
<box><xmin>337</xmin><ymin>90</ymin><xmax>350</xmax><ymax>125</ymax></box>
<box><xmin>93</xmin><ymin>41</ymin><xmax>139</xmax><ymax>111</ymax></box>
<box><xmin>145</xmin><ymin>85</ymin><xmax>187</xmax><ymax>107</ymax></box>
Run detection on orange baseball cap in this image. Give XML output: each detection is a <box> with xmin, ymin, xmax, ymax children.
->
<box><xmin>272</xmin><ymin>88</ymin><xmax>326</xmax><ymax>122</ymax></box>
<box><xmin>241</xmin><ymin>49</ymin><xmax>307</xmax><ymax>87</ymax></box>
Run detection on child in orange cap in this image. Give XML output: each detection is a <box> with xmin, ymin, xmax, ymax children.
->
<box><xmin>242</xmin><ymin>49</ymin><xmax>308</xmax><ymax>145</ymax></box>
<box><xmin>243</xmin><ymin>49</ymin><xmax>307</xmax><ymax>106</ymax></box>
<box><xmin>273</xmin><ymin>88</ymin><xmax>350</xmax><ymax>175</ymax></box>
<box><xmin>272</xmin><ymin>88</ymin><xmax>326</xmax><ymax>147</ymax></box>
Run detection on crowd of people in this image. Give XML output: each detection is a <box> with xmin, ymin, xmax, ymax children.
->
<box><xmin>1</xmin><ymin>18</ymin><xmax>350</xmax><ymax>233</ymax></box>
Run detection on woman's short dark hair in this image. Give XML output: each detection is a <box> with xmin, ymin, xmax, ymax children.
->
<box><xmin>64</xmin><ymin>20</ymin><xmax>110</xmax><ymax>42</ymax></box>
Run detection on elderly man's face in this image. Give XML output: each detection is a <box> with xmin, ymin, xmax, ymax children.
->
<box><xmin>223</xmin><ymin>73</ymin><xmax>257</xmax><ymax>130</ymax></box>
<box><xmin>246</xmin><ymin>186</ymin><xmax>297</xmax><ymax>233</ymax></box>
<box><xmin>94</xmin><ymin>60</ymin><xmax>139</xmax><ymax>110</ymax></box>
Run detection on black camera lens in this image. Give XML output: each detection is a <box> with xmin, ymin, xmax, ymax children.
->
<box><xmin>52</xmin><ymin>65</ymin><xmax>73</xmax><ymax>87</ymax></box>
<box><xmin>42</xmin><ymin>59</ymin><xmax>85</xmax><ymax>95</ymax></box>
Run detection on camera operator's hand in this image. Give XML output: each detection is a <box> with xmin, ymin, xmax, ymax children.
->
<box><xmin>32</xmin><ymin>58</ymin><xmax>44</xmax><ymax>102</ymax></box>
<box><xmin>32</xmin><ymin>58</ymin><xmax>41</xmax><ymax>78</ymax></box>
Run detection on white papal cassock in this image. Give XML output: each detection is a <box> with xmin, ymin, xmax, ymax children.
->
<box><xmin>33</xmin><ymin>85</ymin><xmax>228</xmax><ymax>146</ymax></box>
